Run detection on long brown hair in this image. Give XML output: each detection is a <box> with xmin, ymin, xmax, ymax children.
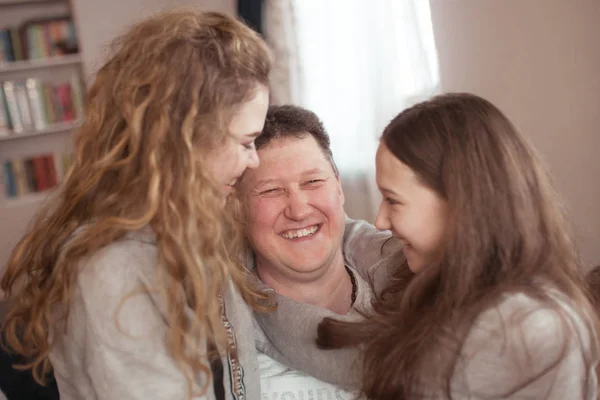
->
<box><xmin>1</xmin><ymin>9</ymin><xmax>272</xmax><ymax>396</ymax></box>
<box><xmin>588</xmin><ymin>266</ymin><xmax>600</xmax><ymax>309</ymax></box>
<box><xmin>318</xmin><ymin>93</ymin><xmax>599</xmax><ymax>398</ymax></box>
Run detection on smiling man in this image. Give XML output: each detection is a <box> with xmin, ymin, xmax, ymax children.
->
<box><xmin>237</xmin><ymin>105</ymin><xmax>402</xmax><ymax>399</ymax></box>
<box><xmin>240</xmin><ymin>106</ymin><xmax>353</xmax><ymax>315</ymax></box>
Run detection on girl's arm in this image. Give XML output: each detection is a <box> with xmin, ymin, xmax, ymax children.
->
<box><xmin>51</xmin><ymin>240</ymin><xmax>212</xmax><ymax>400</ymax></box>
<box><xmin>342</xmin><ymin>217</ymin><xmax>405</xmax><ymax>293</ymax></box>
<box><xmin>452</xmin><ymin>293</ymin><xmax>598</xmax><ymax>399</ymax></box>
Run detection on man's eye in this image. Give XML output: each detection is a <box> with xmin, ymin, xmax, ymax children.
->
<box><xmin>305</xmin><ymin>179</ymin><xmax>324</xmax><ymax>186</ymax></box>
<box><xmin>243</xmin><ymin>142</ymin><xmax>255</xmax><ymax>150</ymax></box>
<box><xmin>260</xmin><ymin>188</ymin><xmax>280</xmax><ymax>195</ymax></box>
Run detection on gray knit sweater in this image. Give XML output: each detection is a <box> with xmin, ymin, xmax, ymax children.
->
<box><xmin>49</xmin><ymin>227</ymin><xmax>259</xmax><ymax>400</ymax></box>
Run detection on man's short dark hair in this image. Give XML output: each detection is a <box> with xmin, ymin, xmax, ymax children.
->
<box><xmin>256</xmin><ymin>105</ymin><xmax>339</xmax><ymax>176</ymax></box>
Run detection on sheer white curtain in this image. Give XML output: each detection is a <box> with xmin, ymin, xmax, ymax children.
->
<box><xmin>264</xmin><ymin>0</ymin><xmax>439</xmax><ymax>222</ymax></box>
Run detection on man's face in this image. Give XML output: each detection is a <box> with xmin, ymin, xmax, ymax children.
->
<box><xmin>238</xmin><ymin>135</ymin><xmax>346</xmax><ymax>282</ymax></box>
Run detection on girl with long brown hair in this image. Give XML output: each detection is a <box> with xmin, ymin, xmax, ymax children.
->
<box><xmin>1</xmin><ymin>9</ymin><xmax>272</xmax><ymax>400</ymax></box>
<box><xmin>318</xmin><ymin>93</ymin><xmax>599</xmax><ymax>398</ymax></box>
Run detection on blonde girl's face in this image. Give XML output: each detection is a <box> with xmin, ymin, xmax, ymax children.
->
<box><xmin>206</xmin><ymin>84</ymin><xmax>270</xmax><ymax>196</ymax></box>
<box><xmin>374</xmin><ymin>143</ymin><xmax>447</xmax><ymax>273</ymax></box>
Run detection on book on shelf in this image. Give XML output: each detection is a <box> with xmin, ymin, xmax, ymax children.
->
<box><xmin>1</xmin><ymin>152</ymin><xmax>69</xmax><ymax>199</ymax></box>
<box><xmin>0</xmin><ymin>74</ymin><xmax>84</xmax><ymax>136</ymax></box>
<box><xmin>0</xmin><ymin>16</ymin><xmax>78</xmax><ymax>63</ymax></box>
<box><xmin>0</xmin><ymin>87</ymin><xmax>8</xmax><ymax>136</ymax></box>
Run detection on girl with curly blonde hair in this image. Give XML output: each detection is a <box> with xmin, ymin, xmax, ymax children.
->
<box><xmin>1</xmin><ymin>9</ymin><xmax>271</xmax><ymax>400</ymax></box>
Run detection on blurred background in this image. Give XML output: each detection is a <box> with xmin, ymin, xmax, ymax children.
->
<box><xmin>0</xmin><ymin>0</ymin><xmax>598</xmax><ymax>274</ymax></box>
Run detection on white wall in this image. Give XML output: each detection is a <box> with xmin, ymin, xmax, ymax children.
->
<box><xmin>71</xmin><ymin>0</ymin><xmax>236</xmax><ymax>79</ymax></box>
<box><xmin>429</xmin><ymin>0</ymin><xmax>600</xmax><ymax>268</ymax></box>
<box><xmin>5</xmin><ymin>0</ymin><xmax>598</xmax><ymax>272</ymax></box>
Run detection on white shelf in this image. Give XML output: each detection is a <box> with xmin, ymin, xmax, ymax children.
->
<box><xmin>0</xmin><ymin>120</ymin><xmax>81</xmax><ymax>142</ymax></box>
<box><xmin>0</xmin><ymin>0</ymin><xmax>65</xmax><ymax>6</ymax></box>
<box><xmin>0</xmin><ymin>54</ymin><xmax>81</xmax><ymax>73</ymax></box>
<box><xmin>3</xmin><ymin>190</ymin><xmax>55</xmax><ymax>208</ymax></box>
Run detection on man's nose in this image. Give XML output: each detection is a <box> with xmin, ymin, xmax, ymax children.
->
<box><xmin>284</xmin><ymin>190</ymin><xmax>312</xmax><ymax>220</ymax></box>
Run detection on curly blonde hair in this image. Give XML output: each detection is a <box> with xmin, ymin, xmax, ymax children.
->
<box><xmin>1</xmin><ymin>8</ymin><xmax>272</xmax><ymax>396</ymax></box>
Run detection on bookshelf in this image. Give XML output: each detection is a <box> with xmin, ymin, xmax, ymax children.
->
<box><xmin>0</xmin><ymin>0</ymin><xmax>65</xmax><ymax>6</ymax></box>
<box><xmin>4</xmin><ymin>189</ymin><xmax>55</xmax><ymax>207</ymax></box>
<box><xmin>0</xmin><ymin>119</ymin><xmax>81</xmax><ymax>141</ymax></box>
<box><xmin>0</xmin><ymin>53</ymin><xmax>81</xmax><ymax>72</ymax></box>
<box><xmin>0</xmin><ymin>0</ymin><xmax>84</xmax><ymax>269</ymax></box>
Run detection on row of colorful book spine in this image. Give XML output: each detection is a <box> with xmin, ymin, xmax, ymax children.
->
<box><xmin>2</xmin><ymin>152</ymin><xmax>73</xmax><ymax>199</ymax></box>
<box><xmin>0</xmin><ymin>74</ymin><xmax>84</xmax><ymax>136</ymax></box>
<box><xmin>0</xmin><ymin>16</ymin><xmax>78</xmax><ymax>62</ymax></box>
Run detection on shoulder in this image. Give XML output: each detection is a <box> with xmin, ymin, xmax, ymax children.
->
<box><xmin>470</xmin><ymin>290</ymin><xmax>595</xmax><ymax>351</ymax></box>
<box><xmin>75</xmin><ymin>226</ymin><xmax>159</xmax><ymax>298</ymax></box>
<box><xmin>455</xmin><ymin>289</ymin><xmax>598</xmax><ymax>398</ymax></box>
<box><xmin>66</xmin><ymin>226</ymin><xmax>165</xmax><ymax>334</ymax></box>
<box><xmin>343</xmin><ymin>217</ymin><xmax>400</xmax><ymax>258</ymax></box>
<box><xmin>342</xmin><ymin>217</ymin><xmax>405</xmax><ymax>293</ymax></box>
<box><xmin>51</xmin><ymin>228</ymin><xmax>206</xmax><ymax>399</ymax></box>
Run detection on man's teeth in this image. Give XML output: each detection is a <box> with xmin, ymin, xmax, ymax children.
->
<box><xmin>281</xmin><ymin>225</ymin><xmax>319</xmax><ymax>239</ymax></box>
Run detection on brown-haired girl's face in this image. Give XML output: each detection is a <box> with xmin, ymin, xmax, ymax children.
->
<box><xmin>206</xmin><ymin>84</ymin><xmax>270</xmax><ymax>196</ymax></box>
<box><xmin>374</xmin><ymin>143</ymin><xmax>447</xmax><ymax>273</ymax></box>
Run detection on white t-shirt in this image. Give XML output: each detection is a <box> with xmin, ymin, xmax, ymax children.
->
<box><xmin>259</xmin><ymin>352</ymin><xmax>359</xmax><ymax>400</ymax></box>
